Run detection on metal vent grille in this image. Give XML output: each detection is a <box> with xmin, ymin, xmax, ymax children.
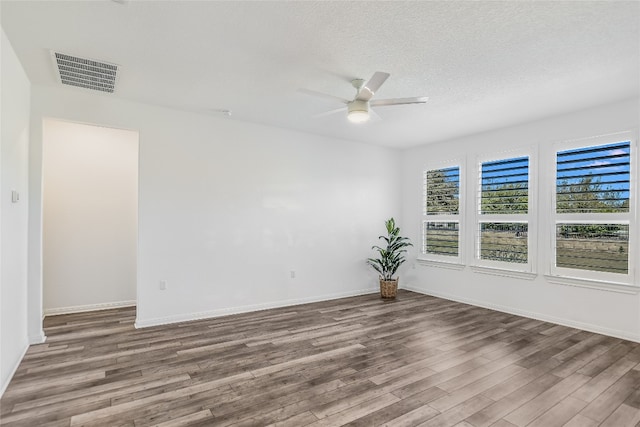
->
<box><xmin>52</xmin><ymin>52</ymin><xmax>118</xmax><ymax>93</ymax></box>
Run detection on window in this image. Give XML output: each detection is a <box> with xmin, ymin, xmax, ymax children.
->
<box><xmin>476</xmin><ymin>153</ymin><xmax>534</xmax><ymax>273</ymax></box>
<box><xmin>551</xmin><ymin>135</ymin><xmax>635</xmax><ymax>286</ymax></box>
<box><xmin>421</xmin><ymin>164</ymin><xmax>462</xmax><ymax>264</ymax></box>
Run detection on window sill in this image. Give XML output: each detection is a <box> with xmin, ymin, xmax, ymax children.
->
<box><xmin>544</xmin><ymin>275</ymin><xmax>639</xmax><ymax>294</ymax></box>
<box><xmin>416</xmin><ymin>258</ymin><xmax>465</xmax><ymax>271</ymax></box>
<box><xmin>471</xmin><ymin>266</ymin><xmax>537</xmax><ymax>280</ymax></box>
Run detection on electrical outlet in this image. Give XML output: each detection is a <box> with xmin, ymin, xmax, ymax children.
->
<box><xmin>290</xmin><ymin>271</ymin><xmax>296</xmax><ymax>279</ymax></box>
<box><xmin>159</xmin><ymin>280</ymin><xmax>167</xmax><ymax>290</ymax></box>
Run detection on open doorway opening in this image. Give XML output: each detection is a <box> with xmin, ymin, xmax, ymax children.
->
<box><xmin>42</xmin><ymin>119</ymin><xmax>138</xmax><ymax>315</ymax></box>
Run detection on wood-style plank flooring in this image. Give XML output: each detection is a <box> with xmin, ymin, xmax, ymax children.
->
<box><xmin>2</xmin><ymin>290</ymin><xmax>640</xmax><ymax>426</ymax></box>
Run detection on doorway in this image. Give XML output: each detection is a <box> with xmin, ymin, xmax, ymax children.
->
<box><xmin>42</xmin><ymin>119</ymin><xmax>138</xmax><ymax>315</ymax></box>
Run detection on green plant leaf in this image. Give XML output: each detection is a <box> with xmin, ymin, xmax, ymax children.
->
<box><xmin>368</xmin><ymin>218</ymin><xmax>413</xmax><ymax>281</ymax></box>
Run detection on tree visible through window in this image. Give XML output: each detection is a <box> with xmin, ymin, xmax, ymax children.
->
<box><xmin>425</xmin><ymin>168</ymin><xmax>459</xmax><ymax>214</ymax></box>
<box><xmin>478</xmin><ymin>156</ymin><xmax>529</xmax><ymax>265</ymax></box>
<box><xmin>555</xmin><ymin>141</ymin><xmax>631</xmax><ymax>275</ymax></box>
<box><xmin>423</xmin><ymin>166</ymin><xmax>460</xmax><ymax>258</ymax></box>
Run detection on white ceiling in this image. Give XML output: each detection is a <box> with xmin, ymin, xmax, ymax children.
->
<box><xmin>2</xmin><ymin>1</ymin><xmax>638</xmax><ymax>148</ymax></box>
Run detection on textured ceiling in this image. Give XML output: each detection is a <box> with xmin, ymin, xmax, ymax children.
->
<box><xmin>1</xmin><ymin>1</ymin><xmax>638</xmax><ymax>148</ymax></box>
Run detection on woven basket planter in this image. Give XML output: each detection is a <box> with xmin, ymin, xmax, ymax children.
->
<box><xmin>379</xmin><ymin>279</ymin><xmax>398</xmax><ymax>299</ymax></box>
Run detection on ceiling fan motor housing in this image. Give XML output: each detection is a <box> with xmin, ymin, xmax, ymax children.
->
<box><xmin>347</xmin><ymin>100</ymin><xmax>370</xmax><ymax>123</ymax></box>
<box><xmin>348</xmin><ymin>99</ymin><xmax>369</xmax><ymax>116</ymax></box>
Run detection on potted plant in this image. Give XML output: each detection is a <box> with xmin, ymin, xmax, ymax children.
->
<box><xmin>367</xmin><ymin>217</ymin><xmax>413</xmax><ymax>299</ymax></box>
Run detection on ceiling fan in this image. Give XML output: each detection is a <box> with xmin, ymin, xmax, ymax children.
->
<box><xmin>300</xmin><ymin>71</ymin><xmax>428</xmax><ymax>123</ymax></box>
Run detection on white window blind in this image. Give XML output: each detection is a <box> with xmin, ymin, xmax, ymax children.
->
<box><xmin>477</xmin><ymin>155</ymin><xmax>532</xmax><ymax>269</ymax></box>
<box><xmin>555</xmin><ymin>224</ymin><xmax>629</xmax><ymax>274</ymax></box>
<box><xmin>480</xmin><ymin>156</ymin><xmax>529</xmax><ymax>214</ymax></box>
<box><xmin>422</xmin><ymin>165</ymin><xmax>461</xmax><ymax>261</ymax></box>
<box><xmin>425</xmin><ymin>167</ymin><xmax>460</xmax><ymax>215</ymax></box>
<box><xmin>556</xmin><ymin>142</ymin><xmax>630</xmax><ymax>214</ymax></box>
<box><xmin>553</xmin><ymin>140</ymin><xmax>633</xmax><ymax>281</ymax></box>
<box><xmin>424</xmin><ymin>222</ymin><xmax>459</xmax><ymax>257</ymax></box>
<box><xmin>479</xmin><ymin>222</ymin><xmax>528</xmax><ymax>264</ymax></box>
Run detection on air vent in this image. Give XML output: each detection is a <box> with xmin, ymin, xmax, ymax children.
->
<box><xmin>51</xmin><ymin>52</ymin><xmax>119</xmax><ymax>93</ymax></box>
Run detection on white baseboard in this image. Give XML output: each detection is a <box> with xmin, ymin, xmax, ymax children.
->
<box><xmin>44</xmin><ymin>300</ymin><xmax>136</xmax><ymax>317</ymax></box>
<box><xmin>402</xmin><ymin>284</ymin><xmax>640</xmax><ymax>344</ymax></box>
<box><xmin>29</xmin><ymin>330</ymin><xmax>47</xmax><ymax>345</ymax></box>
<box><xmin>0</xmin><ymin>343</ymin><xmax>29</xmax><ymax>399</ymax></box>
<box><xmin>135</xmin><ymin>288</ymin><xmax>379</xmax><ymax>329</ymax></box>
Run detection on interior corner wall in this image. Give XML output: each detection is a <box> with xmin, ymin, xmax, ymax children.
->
<box><xmin>400</xmin><ymin>98</ymin><xmax>640</xmax><ymax>342</ymax></box>
<box><xmin>29</xmin><ymin>85</ymin><xmax>401</xmax><ymax>328</ymax></box>
<box><xmin>42</xmin><ymin>120</ymin><xmax>138</xmax><ymax>314</ymax></box>
<box><xmin>1</xmin><ymin>28</ymin><xmax>31</xmax><ymax>396</ymax></box>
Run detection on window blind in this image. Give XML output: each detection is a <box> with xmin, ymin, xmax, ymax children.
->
<box><xmin>556</xmin><ymin>224</ymin><xmax>629</xmax><ymax>274</ymax></box>
<box><xmin>479</xmin><ymin>222</ymin><xmax>528</xmax><ymax>263</ymax></box>
<box><xmin>425</xmin><ymin>167</ymin><xmax>460</xmax><ymax>215</ymax></box>
<box><xmin>480</xmin><ymin>156</ymin><xmax>528</xmax><ymax>214</ymax></box>
<box><xmin>424</xmin><ymin>222</ymin><xmax>459</xmax><ymax>256</ymax></box>
<box><xmin>556</xmin><ymin>142</ymin><xmax>630</xmax><ymax>214</ymax></box>
<box><xmin>423</xmin><ymin>165</ymin><xmax>461</xmax><ymax>260</ymax></box>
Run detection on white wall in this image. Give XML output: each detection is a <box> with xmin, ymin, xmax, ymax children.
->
<box><xmin>401</xmin><ymin>98</ymin><xmax>640</xmax><ymax>341</ymax></box>
<box><xmin>29</xmin><ymin>85</ymin><xmax>401</xmax><ymax>328</ymax></box>
<box><xmin>42</xmin><ymin>120</ymin><xmax>138</xmax><ymax>314</ymax></box>
<box><xmin>1</xmin><ymin>28</ymin><xmax>31</xmax><ymax>395</ymax></box>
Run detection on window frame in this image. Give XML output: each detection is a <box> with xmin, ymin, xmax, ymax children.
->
<box><xmin>548</xmin><ymin>131</ymin><xmax>637</xmax><ymax>288</ymax></box>
<box><xmin>419</xmin><ymin>159</ymin><xmax>465</xmax><ymax>267</ymax></box>
<box><xmin>474</xmin><ymin>148</ymin><xmax>537</xmax><ymax>275</ymax></box>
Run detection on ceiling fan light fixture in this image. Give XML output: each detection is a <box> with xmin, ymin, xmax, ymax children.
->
<box><xmin>348</xmin><ymin>110</ymin><xmax>369</xmax><ymax>123</ymax></box>
<box><xmin>347</xmin><ymin>100</ymin><xmax>370</xmax><ymax>123</ymax></box>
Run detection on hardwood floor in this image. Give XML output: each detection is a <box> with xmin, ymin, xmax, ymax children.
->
<box><xmin>2</xmin><ymin>290</ymin><xmax>640</xmax><ymax>426</ymax></box>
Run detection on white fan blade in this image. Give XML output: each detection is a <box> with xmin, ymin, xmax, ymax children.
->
<box><xmin>298</xmin><ymin>88</ymin><xmax>350</xmax><ymax>104</ymax></box>
<box><xmin>313</xmin><ymin>106</ymin><xmax>347</xmax><ymax>118</ymax></box>
<box><xmin>357</xmin><ymin>71</ymin><xmax>390</xmax><ymax>101</ymax></box>
<box><xmin>369</xmin><ymin>108</ymin><xmax>382</xmax><ymax>121</ymax></box>
<box><xmin>370</xmin><ymin>96</ymin><xmax>429</xmax><ymax>107</ymax></box>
